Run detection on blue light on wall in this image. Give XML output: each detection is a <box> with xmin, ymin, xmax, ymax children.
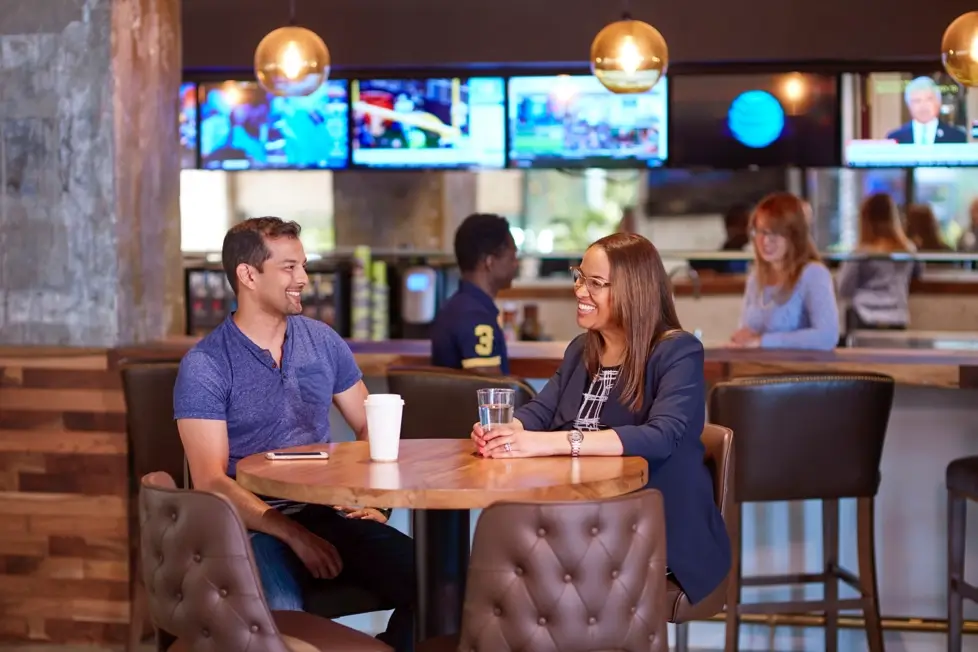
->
<box><xmin>727</xmin><ymin>90</ymin><xmax>785</xmax><ymax>148</ymax></box>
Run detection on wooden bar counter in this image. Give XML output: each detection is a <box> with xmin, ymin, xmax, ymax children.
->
<box><xmin>3</xmin><ymin>337</ymin><xmax>978</xmax><ymax>645</ymax></box>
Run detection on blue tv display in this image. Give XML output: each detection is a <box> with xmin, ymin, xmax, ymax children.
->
<box><xmin>180</xmin><ymin>82</ymin><xmax>198</xmax><ymax>169</ymax></box>
<box><xmin>669</xmin><ymin>73</ymin><xmax>840</xmax><ymax>168</ymax></box>
<box><xmin>507</xmin><ymin>74</ymin><xmax>668</xmax><ymax>168</ymax></box>
<box><xmin>198</xmin><ymin>80</ymin><xmax>349</xmax><ymax>170</ymax></box>
<box><xmin>351</xmin><ymin>77</ymin><xmax>506</xmax><ymax>169</ymax></box>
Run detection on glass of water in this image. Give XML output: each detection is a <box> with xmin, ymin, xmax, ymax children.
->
<box><xmin>477</xmin><ymin>388</ymin><xmax>515</xmax><ymax>431</ymax></box>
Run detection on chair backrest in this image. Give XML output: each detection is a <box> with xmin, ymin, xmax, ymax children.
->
<box><xmin>457</xmin><ymin>489</ymin><xmax>669</xmax><ymax>652</ymax></box>
<box><xmin>139</xmin><ymin>471</ymin><xmax>290</xmax><ymax>652</ymax></box>
<box><xmin>701</xmin><ymin>423</ymin><xmax>734</xmax><ymax>518</ymax></box>
<box><xmin>708</xmin><ymin>373</ymin><xmax>895</xmax><ymax>503</ymax></box>
<box><xmin>386</xmin><ymin>365</ymin><xmax>537</xmax><ymax>439</ymax></box>
<box><xmin>121</xmin><ymin>362</ymin><xmax>187</xmax><ymax>490</ymax></box>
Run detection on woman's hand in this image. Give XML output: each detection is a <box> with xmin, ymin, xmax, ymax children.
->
<box><xmin>729</xmin><ymin>327</ymin><xmax>761</xmax><ymax>348</ymax></box>
<box><xmin>332</xmin><ymin>505</ymin><xmax>389</xmax><ymax>523</ymax></box>
<box><xmin>478</xmin><ymin>423</ymin><xmax>557</xmax><ymax>458</ymax></box>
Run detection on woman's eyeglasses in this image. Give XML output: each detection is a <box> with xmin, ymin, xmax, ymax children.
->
<box><xmin>751</xmin><ymin>227</ymin><xmax>786</xmax><ymax>239</ymax></box>
<box><xmin>570</xmin><ymin>266</ymin><xmax>611</xmax><ymax>292</ymax></box>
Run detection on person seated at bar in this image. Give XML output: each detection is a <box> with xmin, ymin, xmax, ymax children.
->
<box><xmin>837</xmin><ymin>193</ymin><xmax>916</xmax><ymax>332</ymax></box>
<box><xmin>430</xmin><ymin>213</ymin><xmax>519</xmax><ymax>375</ymax></box>
<box><xmin>729</xmin><ymin>192</ymin><xmax>839</xmax><ymax>350</ymax></box>
<box><xmin>173</xmin><ymin>217</ymin><xmax>415</xmax><ymax>652</ymax></box>
<box><xmin>470</xmin><ymin>232</ymin><xmax>730</xmax><ymax>607</ymax></box>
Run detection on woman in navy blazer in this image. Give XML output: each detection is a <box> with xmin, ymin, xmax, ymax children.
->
<box><xmin>473</xmin><ymin>232</ymin><xmax>730</xmax><ymax>605</ymax></box>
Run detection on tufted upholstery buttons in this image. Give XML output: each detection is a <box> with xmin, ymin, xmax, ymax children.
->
<box><xmin>631</xmin><ymin>523</ymin><xmax>638</xmax><ymax>532</ymax></box>
<box><xmin>201</xmin><ymin>628</ymin><xmax>210</xmax><ymax>637</ymax></box>
<box><xmin>193</xmin><ymin>552</ymin><xmax>202</xmax><ymax>563</ymax></box>
<box><xmin>175</xmin><ymin>592</ymin><xmax>182</xmax><ymax>601</ymax></box>
<box><xmin>250</xmin><ymin>624</ymin><xmax>259</xmax><ymax>633</ymax></box>
<box><xmin>453</xmin><ymin>489</ymin><xmax>668</xmax><ymax>652</ymax></box>
<box><xmin>170</xmin><ymin>511</ymin><xmax>178</xmax><ymax>521</ymax></box>
<box><xmin>219</xmin><ymin>588</ymin><xmax>228</xmax><ymax>597</ymax></box>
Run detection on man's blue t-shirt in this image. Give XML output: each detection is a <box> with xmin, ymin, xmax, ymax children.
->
<box><xmin>173</xmin><ymin>314</ymin><xmax>362</xmax><ymax>476</ymax></box>
<box><xmin>429</xmin><ymin>280</ymin><xmax>510</xmax><ymax>375</ymax></box>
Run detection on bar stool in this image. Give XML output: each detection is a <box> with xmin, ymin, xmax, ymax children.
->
<box><xmin>947</xmin><ymin>455</ymin><xmax>978</xmax><ymax>652</ymax></box>
<box><xmin>709</xmin><ymin>373</ymin><xmax>895</xmax><ymax>652</ymax></box>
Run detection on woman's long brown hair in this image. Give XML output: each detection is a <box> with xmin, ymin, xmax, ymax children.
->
<box><xmin>857</xmin><ymin>193</ymin><xmax>914</xmax><ymax>252</ymax></box>
<box><xmin>582</xmin><ymin>233</ymin><xmax>683</xmax><ymax>412</ymax></box>
<box><xmin>905</xmin><ymin>203</ymin><xmax>951</xmax><ymax>251</ymax></box>
<box><xmin>750</xmin><ymin>192</ymin><xmax>821</xmax><ymax>301</ymax></box>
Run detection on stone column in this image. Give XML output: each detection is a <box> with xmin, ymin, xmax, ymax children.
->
<box><xmin>0</xmin><ymin>0</ymin><xmax>183</xmax><ymax>346</ymax></box>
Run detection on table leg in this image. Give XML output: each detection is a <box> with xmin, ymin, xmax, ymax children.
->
<box><xmin>412</xmin><ymin>509</ymin><xmax>470</xmax><ymax>641</ymax></box>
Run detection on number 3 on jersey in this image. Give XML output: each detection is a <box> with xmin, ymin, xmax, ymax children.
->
<box><xmin>473</xmin><ymin>324</ymin><xmax>494</xmax><ymax>356</ymax></box>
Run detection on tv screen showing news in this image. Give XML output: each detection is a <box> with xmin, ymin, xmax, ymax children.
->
<box><xmin>198</xmin><ymin>80</ymin><xmax>349</xmax><ymax>170</ymax></box>
<box><xmin>507</xmin><ymin>75</ymin><xmax>667</xmax><ymax>168</ymax></box>
<box><xmin>351</xmin><ymin>77</ymin><xmax>505</xmax><ymax>169</ymax></box>
<box><xmin>180</xmin><ymin>82</ymin><xmax>198</xmax><ymax>169</ymax></box>
<box><xmin>669</xmin><ymin>72</ymin><xmax>840</xmax><ymax>168</ymax></box>
<box><xmin>845</xmin><ymin>72</ymin><xmax>978</xmax><ymax>168</ymax></box>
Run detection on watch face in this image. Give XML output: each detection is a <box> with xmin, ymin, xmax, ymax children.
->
<box><xmin>569</xmin><ymin>430</ymin><xmax>584</xmax><ymax>443</ymax></box>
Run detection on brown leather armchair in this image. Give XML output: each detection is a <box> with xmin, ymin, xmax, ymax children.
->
<box><xmin>138</xmin><ymin>471</ymin><xmax>391</xmax><ymax>652</ymax></box>
<box><xmin>418</xmin><ymin>489</ymin><xmax>669</xmax><ymax>652</ymax></box>
<box><xmin>386</xmin><ymin>365</ymin><xmax>536</xmax><ymax>440</ymax></box>
<box><xmin>122</xmin><ymin>363</ymin><xmax>392</xmax><ymax>651</ymax></box>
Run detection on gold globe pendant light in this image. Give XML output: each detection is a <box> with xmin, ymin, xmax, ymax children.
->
<box><xmin>942</xmin><ymin>11</ymin><xmax>978</xmax><ymax>87</ymax></box>
<box><xmin>254</xmin><ymin>0</ymin><xmax>330</xmax><ymax>97</ymax></box>
<box><xmin>590</xmin><ymin>11</ymin><xmax>668</xmax><ymax>94</ymax></box>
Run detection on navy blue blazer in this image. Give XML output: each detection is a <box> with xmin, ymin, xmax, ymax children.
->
<box><xmin>515</xmin><ymin>330</ymin><xmax>731</xmax><ymax>604</ymax></box>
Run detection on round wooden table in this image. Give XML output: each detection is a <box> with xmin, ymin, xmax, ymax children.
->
<box><xmin>237</xmin><ymin>438</ymin><xmax>648</xmax><ymax>640</ymax></box>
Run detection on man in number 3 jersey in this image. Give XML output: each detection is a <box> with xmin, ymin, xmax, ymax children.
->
<box><xmin>430</xmin><ymin>213</ymin><xmax>519</xmax><ymax>375</ymax></box>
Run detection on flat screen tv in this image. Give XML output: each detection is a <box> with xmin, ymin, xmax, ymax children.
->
<box><xmin>507</xmin><ymin>74</ymin><xmax>667</xmax><ymax>168</ymax></box>
<box><xmin>845</xmin><ymin>72</ymin><xmax>978</xmax><ymax>168</ymax></box>
<box><xmin>198</xmin><ymin>80</ymin><xmax>349</xmax><ymax>170</ymax></box>
<box><xmin>669</xmin><ymin>72</ymin><xmax>840</xmax><ymax>168</ymax></box>
<box><xmin>351</xmin><ymin>77</ymin><xmax>505</xmax><ymax>169</ymax></box>
<box><xmin>180</xmin><ymin>82</ymin><xmax>198</xmax><ymax>169</ymax></box>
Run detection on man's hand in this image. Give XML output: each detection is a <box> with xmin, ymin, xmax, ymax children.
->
<box><xmin>282</xmin><ymin>521</ymin><xmax>343</xmax><ymax>579</ymax></box>
<box><xmin>333</xmin><ymin>505</ymin><xmax>389</xmax><ymax>523</ymax></box>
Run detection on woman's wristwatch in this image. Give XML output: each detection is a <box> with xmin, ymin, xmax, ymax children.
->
<box><xmin>567</xmin><ymin>429</ymin><xmax>584</xmax><ymax>457</ymax></box>
<box><xmin>377</xmin><ymin>507</ymin><xmax>393</xmax><ymax>519</ymax></box>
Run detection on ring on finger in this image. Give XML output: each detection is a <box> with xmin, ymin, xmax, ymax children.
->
<box><xmin>503</xmin><ymin>442</ymin><xmax>512</xmax><ymax>452</ymax></box>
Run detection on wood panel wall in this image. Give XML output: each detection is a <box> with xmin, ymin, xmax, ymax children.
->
<box><xmin>0</xmin><ymin>350</ymin><xmax>129</xmax><ymax>644</ymax></box>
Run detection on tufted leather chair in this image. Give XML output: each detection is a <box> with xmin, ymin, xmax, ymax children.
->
<box><xmin>709</xmin><ymin>373</ymin><xmax>894</xmax><ymax>652</ymax></box>
<box><xmin>122</xmin><ymin>363</ymin><xmax>392</xmax><ymax>652</ymax></box>
<box><xmin>386</xmin><ymin>365</ymin><xmax>536</xmax><ymax>440</ymax></box>
<box><xmin>417</xmin><ymin>489</ymin><xmax>669</xmax><ymax>652</ymax></box>
<box><xmin>669</xmin><ymin>424</ymin><xmax>734</xmax><ymax>626</ymax></box>
<box><xmin>138</xmin><ymin>471</ymin><xmax>391</xmax><ymax>652</ymax></box>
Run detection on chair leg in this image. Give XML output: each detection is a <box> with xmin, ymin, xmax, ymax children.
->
<box><xmin>724</xmin><ymin>503</ymin><xmax>742</xmax><ymax>652</ymax></box>
<box><xmin>673</xmin><ymin>622</ymin><xmax>689</xmax><ymax>652</ymax></box>
<box><xmin>127</xmin><ymin>584</ymin><xmax>149</xmax><ymax>652</ymax></box>
<box><xmin>823</xmin><ymin>499</ymin><xmax>840</xmax><ymax>652</ymax></box>
<box><xmin>856</xmin><ymin>497</ymin><xmax>884</xmax><ymax>652</ymax></box>
<box><xmin>948</xmin><ymin>490</ymin><xmax>967</xmax><ymax>652</ymax></box>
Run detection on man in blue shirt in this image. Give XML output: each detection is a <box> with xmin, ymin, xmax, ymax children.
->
<box><xmin>173</xmin><ymin>217</ymin><xmax>415</xmax><ymax>651</ymax></box>
<box><xmin>430</xmin><ymin>213</ymin><xmax>519</xmax><ymax>375</ymax></box>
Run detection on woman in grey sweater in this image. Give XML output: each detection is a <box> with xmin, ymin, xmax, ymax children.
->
<box><xmin>837</xmin><ymin>193</ymin><xmax>916</xmax><ymax>331</ymax></box>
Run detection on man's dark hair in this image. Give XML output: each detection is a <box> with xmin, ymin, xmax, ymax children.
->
<box><xmin>723</xmin><ymin>203</ymin><xmax>751</xmax><ymax>231</ymax></box>
<box><xmin>454</xmin><ymin>213</ymin><xmax>513</xmax><ymax>273</ymax></box>
<box><xmin>222</xmin><ymin>217</ymin><xmax>301</xmax><ymax>294</ymax></box>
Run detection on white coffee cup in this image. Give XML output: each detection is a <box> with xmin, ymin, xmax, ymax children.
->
<box><xmin>364</xmin><ymin>394</ymin><xmax>404</xmax><ymax>462</ymax></box>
